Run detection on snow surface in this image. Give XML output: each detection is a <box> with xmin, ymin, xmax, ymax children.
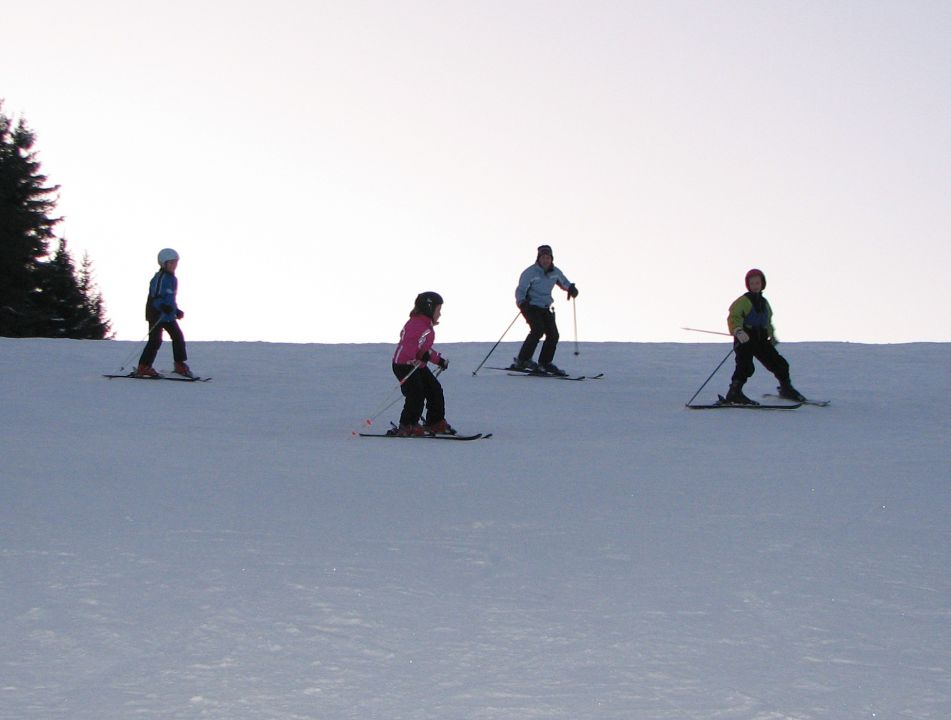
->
<box><xmin>2</xmin><ymin>337</ymin><xmax>950</xmax><ymax>720</ymax></box>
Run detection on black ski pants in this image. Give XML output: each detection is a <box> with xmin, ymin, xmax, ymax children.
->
<box><xmin>517</xmin><ymin>305</ymin><xmax>560</xmax><ymax>366</ymax></box>
<box><xmin>731</xmin><ymin>338</ymin><xmax>790</xmax><ymax>386</ymax></box>
<box><xmin>139</xmin><ymin>320</ymin><xmax>187</xmax><ymax>367</ymax></box>
<box><xmin>393</xmin><ymin>363</ymin><xmax>445</xmax><ymax>427</ymax></box>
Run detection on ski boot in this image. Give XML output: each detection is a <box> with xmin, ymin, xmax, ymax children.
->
<box><xmin>778</xmin><ymin>383</ymin><xmax>806</xmax><ymax>402</ymax></box>
<box><xmin>723</xmin><ymin>381</ymin><xmax>755</xmax><ymax>405</ymax></box>
<box><xmin>394</xmin><ymin>423</ymin><xmax>427</xmax><ymax>437</ymax></box>
<box><xmin>174</xmin><ymin>361</ymin><xmax>195</xmax><ymax>378</ymax></box>
<box><xmin>135</xmin><ymin>364</ymin><xmax>159</xmax><ymax>378</ymax></box>
<box><xmin>424</xmin><ymin>419</ymin><xmax>457</xmax><ymax>435</ymax></box>
<box><xmin>540</xmin><ymin>362</ymin><xmax>567</xmax><ymax>376</ymax></box>
<box><xmin>509</xmin><ymin>357</ymin><xmax>539</xmax><ymax>372</ymax></box>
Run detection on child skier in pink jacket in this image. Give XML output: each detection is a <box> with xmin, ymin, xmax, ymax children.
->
<box><xmin>390</xmin><ymin>292</ymin><xmax>454</xmax><ymax>436</ymax></box>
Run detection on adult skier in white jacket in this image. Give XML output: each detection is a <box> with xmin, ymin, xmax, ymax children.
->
<box><xmin>510</xmin><ymin>245</ymin><xmax>578</xmax><ymax>376</ymax></box>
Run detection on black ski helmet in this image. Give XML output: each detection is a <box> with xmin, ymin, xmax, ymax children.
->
<box><xmin>413</xmin><ymin>291</ymin><xmax>444</xmax><ymax>318</ymax></box>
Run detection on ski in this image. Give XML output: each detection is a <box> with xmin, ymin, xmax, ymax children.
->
<box><xmin>358</xmin><ymin>432</ymin><xmax>491</xmax><ymax>441</ymax></box>
<box><xmin>485</xmin><ymin>367</ymin><xmax>603</xmax><ymax>381</ymax></box>
<box><xmin>506</xmin><ymin>372</ymin><xmax>592</xmax><ymax>381</ymax></box>
<box><xmin>103</xmin><ymin>373</ymin><xmax>211</xmax><ymax>383</ymax></box>
<box><xmin>358</xmin><ymin>421</ymin><xmax>492</xmax><ymax>440</ymax></box>
<box><xmin>763</xmin><ymin>394</ymin><xmax>830</xmax><ymax>407</ymax></box>
<box><xmin>687</xmin><ymin>403</ymin><xmax>801</xmax><ymax>410</ymax></box>
<box><xmin>687</xmin><ymin>395</ymin><xmax>801</xmax><ymax>410</ymax></box>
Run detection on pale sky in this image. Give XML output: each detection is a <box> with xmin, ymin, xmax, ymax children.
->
<box><xmin>4</xmin><ymin>1</ymin><xmax>949</xmax><ymax>344</ymax></box>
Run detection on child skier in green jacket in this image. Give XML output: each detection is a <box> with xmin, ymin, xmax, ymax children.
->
<box><xmin>723</xmin><ymin>268</ymin><xmax>805</xmax><ymax>404</ymax></box>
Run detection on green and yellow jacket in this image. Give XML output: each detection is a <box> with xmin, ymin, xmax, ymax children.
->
<box><xmin>727</xmin><ymin>292</ymin><xmax>775</xmax><ymax>341</ymax></box>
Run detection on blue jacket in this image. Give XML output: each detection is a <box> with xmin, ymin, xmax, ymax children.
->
<box><xmin>146</xmin><ymin>270</ymin><xmax>179</xmax><ymax>323</ymax></box>
<box><xmin>515</xmin><ymin>262</ymin><xmax>572</xmax><ymax>309</ymax></box>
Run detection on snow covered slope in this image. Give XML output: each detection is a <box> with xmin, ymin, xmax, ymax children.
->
<box><xmin>2</xmin><ymin>338</ymin><xmax>949</xmax><ymax>719</ymax></box>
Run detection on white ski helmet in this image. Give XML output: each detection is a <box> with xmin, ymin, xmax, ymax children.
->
<box><xmin>157</xmin><ymin>248</ymin><xmax>180</xmax><ymax>265</ymax></box>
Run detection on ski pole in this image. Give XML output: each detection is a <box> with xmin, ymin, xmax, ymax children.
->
<box><xmin>572</xmin><ymin>297</ymin><xmax>579</xmax><ymax>356</ymax></box>
<box><xmin>355</xmin><ymin>362</ymin><xmax>423</xmax><ymax>433</ymax></box>
<box><xmin>471</xmin><ymin>311</ymin><xmax>522</xmax><ymax>376</ymax></box>
<box><xmin>115</xmin><ymin>319</ymin><xmax>163</xmax><ymax>374</ymax></box>
<box><xmin>681</xmin><ymin>326</ymin><xmax>731</xmax><ymax>337</ymax></box>
<box><xmin>684</xmin><ymin>346</ymin><xmax>735</xmax><ymax>407</ymax></box>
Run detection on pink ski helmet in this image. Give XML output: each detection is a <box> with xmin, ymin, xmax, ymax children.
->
<box><xmin>745</xmin><ymin>268</ymin><xmax>766</xmax><ymax>290</ymax></box>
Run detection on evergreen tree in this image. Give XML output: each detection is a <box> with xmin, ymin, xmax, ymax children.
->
<box><xmin>0</xmin><ymin>101</ymin><xmax>110</xmax><ymax>338</ymax></box>
<box><xmin>78</xmin><ymin>252</ymin><xmax>112</xmax><ymax>339</ymax></box>
<box><xmin>33</xmin><ymin>238</ymin><xmax>96</xmax><ymax>338</ymax></box>
<box><xmin>0</xmin><ymin>102</ymin><xmax>59</xmax><ymax>334</ymax></box>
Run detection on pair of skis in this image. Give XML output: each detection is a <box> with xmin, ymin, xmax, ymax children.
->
<box><xmin>103</xmin><ymin>372</ymin><xmax>211</xmax><ymax>383</ymax></box>
<box><xmin>358</xmin><ymin>422</ymin><xmax>491</xmax><ymax>441</ymax></box>
<box><xmin>687</xmin><ymin>393</ymin><xmax>830</xmax><ymax>410</ymax></box>
<box><xmin>358</xmin><ymin>431</ymin><xmax>491</xmax><ymax>441</ymax></box>
<box><xmin>484</xmin><ymin>366</ymin><xmax>604</xmax><ymax>381</ymax></box>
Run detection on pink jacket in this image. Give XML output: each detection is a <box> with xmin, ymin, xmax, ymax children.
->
<box><xmin>393</xmin><ymin>314</ymin><xmax>444</xmax><ymax>366</ymax></box>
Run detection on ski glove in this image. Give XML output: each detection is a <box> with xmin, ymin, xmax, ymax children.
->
<box><xmin>734</xmin><ymin>328</ymin><xmax>750</xmax><ymax>344</ymax></box>
<box><xmin>437</xmin><ymin>357</ymin><xmax>449</xmax><ymax>371</ymax></box>
<box><xmin>566</xmin><ymin>283</ymin><xmax>579</xmax><ymax>299</ymax></box>
<box><xmin>160</xmin><ymin>304</ymin><xmax>174</xmax><ymax>315</ymax></box>
<box><xmin>176</xmin><ymin>309</ymin><xmax>185</xmax><ymax>319</ymax></box>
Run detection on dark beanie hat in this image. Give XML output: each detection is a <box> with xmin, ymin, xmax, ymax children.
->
<box><xmin>537</xmin><ymin>244</ymin><xmax>553</xmax><ymax>259</ymax></box>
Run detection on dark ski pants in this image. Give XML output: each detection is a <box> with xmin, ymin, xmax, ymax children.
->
<box><xmin>517</xmin><ymin>305</ymin><xmax>560</xmax><ymax>366</ymax></box>
<box><xmin>393</xmin><ymin>363</ymin><xmax>445</xmax><ymax>427</ymax></box>
<box><xmin>731</xmin><ymin>338</ymin><xmax>790</xmax><ymax>386</ymax></box>
<box><xmin>139</xmin><ymin>320</ymin><xmax>187</xmax><ymax>367</ymax></box>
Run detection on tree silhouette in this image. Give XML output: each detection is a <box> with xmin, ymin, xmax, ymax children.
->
<box><xmin>1</xmin><ymin>101</ymin><xmax>110</xmax><ymax>338</ymax></box>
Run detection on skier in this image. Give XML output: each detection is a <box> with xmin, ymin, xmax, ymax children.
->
<box><xmin>510</xmin><ymin>244</ymin><xmax>578</xmax><ymax>376</ymax></box>
<box><xmin>723</xmin><ymin>268</ymin><xmax>805</xmax><ymax>404</ymax></box>
<box><xmin>136</xmin><ymin>248</ymin><xmax>193</xmax><ymax>378</ymax></box>
<box><xmin>391</xmin><ymin>291</ymin><xmax>454</xmax><ymax>436</ymax></box>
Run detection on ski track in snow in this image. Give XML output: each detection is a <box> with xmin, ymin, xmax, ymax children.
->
<box><xmin>1</xmin><ymin>338</ymin><xmax>950</xmax><ymax>719</ymax></box>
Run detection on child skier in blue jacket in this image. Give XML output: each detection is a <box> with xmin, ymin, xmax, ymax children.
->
<box><xmin>136</xmin><ymin>248</ymin><xmax>193</xmax><ymax>378</ymax></box>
